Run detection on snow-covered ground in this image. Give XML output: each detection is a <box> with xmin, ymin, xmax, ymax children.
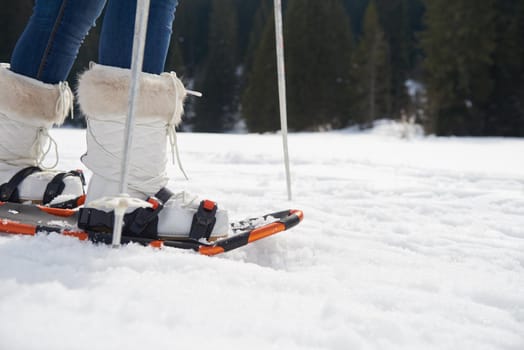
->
<box><xmin>1</xmin><ymin>125</ymin><xmax>523</xmax><ymax>350</ymax></box>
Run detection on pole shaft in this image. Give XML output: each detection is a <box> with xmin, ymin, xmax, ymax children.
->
<box><xmin>113</xmin><ymin>0</ymin><xmax>150</xmax><ymax>247</ymax></box>
<box><xmin>120</xmin><ymin>0</ymin><xmax>151</xmax><ymax>195</ymax></box>
<box><xmin>273</xmin><ymin>0</ymin><xmax>292</xmax><ymax>201</ymax></box>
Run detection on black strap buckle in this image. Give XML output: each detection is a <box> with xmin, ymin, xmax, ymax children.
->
<box><xmin>189</xmin><ymin>200</ymin><xmax>217</xmax><ymax>241</ymax></box>
<box><xmin>78</xmin><ymin>207</ymin><xmax>115</xmax><ymax>232</ymax></box>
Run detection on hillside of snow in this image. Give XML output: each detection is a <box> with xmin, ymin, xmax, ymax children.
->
<box><xmin>1</xmin><ymin>125</ymin><xmax>523</xmax><ymax>350</ymax></box>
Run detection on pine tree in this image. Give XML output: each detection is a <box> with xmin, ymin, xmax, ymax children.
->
<box><xmin>351</xmin><ymin>0</ymin><xmax>391</xmax><ymax>128</ymax></box>
<box><xmin>172</xmin><ymin>0</ymin><xmax>212</xmax><ymax>76</ymax></box>
<box><xmin>165</xmin><ymin>36</ymin><xmax>185</xmax><ymax>76</ymax></box>
<box><xmin>235</xmin><ymin>0</ymin><xmax>261</xmax><ymax>62</ymax></box>
<box><xmin>421</xmin><ymin>0</ymin><xmax>497</xmax><ymax>135</ymax></box>
<box><xmin>244</xmin><ymin>0</ymin><xmax>273</xmax><ymax>73</ymax></box>
<box><xmin>374</xmin><ymin>0</ymin><xmax>413</xmax><ymax>117</ymax></box>
<box><xmin>486</xmin><ymin>0</ymin><xmax>524</xmax><ymax>136</ymax></box>
<box><xmin>193</xmin><ymin>0</ymin><xmax>238</xmax><ymax>132</ymax></box>
<box><xmin>241</xmin><ymin>9</ymin><xmax>279</xmax><ymax>132</ymax></box>
<box><xmin>243</xmin><ymin>0</ymin><xmax>355</xmax><ymax>132</ymax></box>
<box><xmin>342</xmin><ymin>0</ymin><xmax>370</xmax><ymax>38</ymax></box>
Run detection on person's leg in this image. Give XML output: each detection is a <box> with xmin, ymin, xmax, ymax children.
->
<box><xmin>11</xmin><ymin>0</ymin><xmax>106</xmax><ymax>84</ymax></box>
<box><xmin>0</xmin><ymin>0</ymin><xmax>105</xmax><ymax>206</ymax></box>
<box><xmin>78</xmin><ymin>0</ymin><xmax>229</xmax><ymax>238</ymax></box>
<box><xmin>99</xmin><ymin>0</ymin><xmax>178</xmax><ymax>74</ymax></box>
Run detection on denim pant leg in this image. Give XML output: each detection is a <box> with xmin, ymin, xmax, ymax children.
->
<box><xmin>10</xmin><ymin>0</ymin><xmax>106</xmax><ymax>84</ymax></box>
<box><xmin>99</xmin><ymin>0</ymin><xmax>178</xmax><ymax>75</ymax></box>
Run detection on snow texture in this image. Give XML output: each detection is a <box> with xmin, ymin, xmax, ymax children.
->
<box><xmin>1</xmin><ymin>125</ymin><xmax>523</xmax><ymax>350</ymax></box>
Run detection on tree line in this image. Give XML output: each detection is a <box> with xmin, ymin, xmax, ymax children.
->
<box><xmin>0</xmin><ymin>0</ymin><xmax>523</xmax><ymax>136</ymax></box>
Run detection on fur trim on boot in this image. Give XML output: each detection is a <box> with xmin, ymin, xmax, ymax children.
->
<box><xmin>77</xmin><ymin>63</ymin><xmax>187</xmax><ymax>125</ymax></box>
<box><xmin>0</xmin><ymin>64</ymin><xmax>73</xmax><ymax>126</ymax></box>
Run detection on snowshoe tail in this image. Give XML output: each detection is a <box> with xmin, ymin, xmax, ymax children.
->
<box><xmin>197</xmin><ymin>209</ymin><xmax>303</xmax><ymax>256</ymax></box>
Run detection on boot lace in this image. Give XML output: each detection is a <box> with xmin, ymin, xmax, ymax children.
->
<box><xmin>35</xmin><ymin>81</ymin><xmax>74</xmax><ymax>170</ymax></box>
<box><xmin>56</xmin><ymin>81</ymin><xmax>74</xmax><ymax>121</ymax></box>
<box><xmin>35</xmin><ymin>128</ymin><xmax>59</xmax><ymax>170</ymax></box>
<box><xmin>166</xmin><ymin>72</ymin><xmax>202</xmax><ymax>181</ymax></box>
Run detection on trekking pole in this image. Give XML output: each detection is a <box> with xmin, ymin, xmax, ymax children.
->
<box><xmin>112</xmin><ymin>0</ymin><xmax>151</xmax><ymax>247</ymax></box>
<box><xmin>273</xmin><ymin>0</ymin><xmax>292</xmax><ymax>201</ymax></box>
<box><xmin>121</xmin><ymin>0</ymin><xmax>150</xmax><ymax>196</ymax></box>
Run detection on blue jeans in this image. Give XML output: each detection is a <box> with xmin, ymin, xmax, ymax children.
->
<box><xmin>10</xmin><ymin>0</ymin><xmax>178</xmax><ymax>84</ymax></box>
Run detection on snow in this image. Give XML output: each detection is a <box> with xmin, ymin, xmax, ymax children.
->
<box><xmin>1</xmin><ymin>125</ymin><xmax>524</xmax><ymax>350</ymax></box>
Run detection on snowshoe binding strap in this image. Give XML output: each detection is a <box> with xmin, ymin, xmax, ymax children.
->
<box><xmin>189</xmin><ymin>200</ymin><xmax>217</xmax><ymax>241</ymax></box>
<box><xmin>78</xmin><ymin>187</ymin><xmax>175</xmax><ymax>239</ymax></box>
<box><xmin>43</xmin><ymin>170</ymin><xmax>86</xmax><ymax>205</ymax></box>
<box><xmin>0</xmin><ymin>166</ymin><xmax>42</xmax><ymax>202</ymax></box>
<box><xmin>78</xmin><ymin>189</ymin><xmax>218</xmax><ymax>240</ymax></box>
<box><xmin>127</xmin><ymin>187</ymin><xmax>174</xmax><ymax>236</ymax></box>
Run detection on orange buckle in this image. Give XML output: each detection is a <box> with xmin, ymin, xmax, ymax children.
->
<box><xmin>147</xmin><ymin>197</ymin><xmax>160</xmax><ymax>210</ymax></box>
<box><xmin>203</xmin><ymin>200</ymin><xmax>216</xmax><ymax>211</ymax></box>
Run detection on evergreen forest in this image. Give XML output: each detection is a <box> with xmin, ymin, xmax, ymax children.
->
<box><xmin>0</xmin><ymin>0</ymin><xmax>523</xmax><ymax>136</ymax></box>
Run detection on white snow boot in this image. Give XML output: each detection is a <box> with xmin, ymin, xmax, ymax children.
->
<box><xmin>77</xmin><ymin>63</ymin><xmax>229</xmax><ymax>240</ymax></box>
<box><xmin>0</xmin><ymin>64</ymin><xmax>85</xmax><ymax>207</ymax></box>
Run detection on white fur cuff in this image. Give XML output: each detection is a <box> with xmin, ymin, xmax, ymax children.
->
<box><xmin>77</xmin><ymin>63</ymin><xmax>186</xmax><ymax>125</ymax></box>
<box><xmin>0</xmin><ymin>64</ymin><xmax>70</xmax><ymax>126</ymax></box>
